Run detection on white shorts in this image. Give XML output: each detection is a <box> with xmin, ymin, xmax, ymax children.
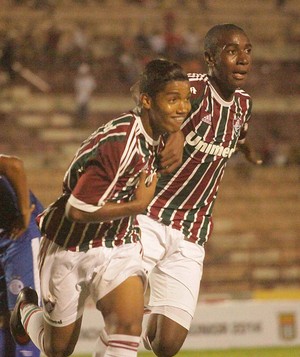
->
<box><xmin>137</xmin><ymin>214</ymin><xmax>205</xmax><ymax>330</ymax></box>
<box><xmin>38</xmin><ymin>237</ymin><xmax>146</xmax><ymax>327</ymax></box>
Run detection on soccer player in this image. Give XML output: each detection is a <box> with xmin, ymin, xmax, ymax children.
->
<box><xmin>0</xmin><ymin>154</ymin><xmax>43</xmax><ymax>357</ymax></box>
<box><xmin>136</xmin><ymin>23</ymin><xmax>261</xmax><ymax>356</ymax></box>
<box><xmin>10</xmin><ymin>58</ymin><xmax>191</xmax><ymax>357</ymax></box>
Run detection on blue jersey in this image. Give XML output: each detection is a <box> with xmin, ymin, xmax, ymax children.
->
<box><xmin>0</xmin><ymin>175</ymin><xmax>43</xmax><ymax>240</ymax></box>
<box><xmin>0</xmin><ymin>175</ymin><xmax>43</xmax><ymax>357</ymax></box>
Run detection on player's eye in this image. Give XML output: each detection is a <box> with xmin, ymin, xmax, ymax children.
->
<box><xmin>227</xmin><ymin>49</ymin><xmax>237</xmax><ymax>55</ymax></box>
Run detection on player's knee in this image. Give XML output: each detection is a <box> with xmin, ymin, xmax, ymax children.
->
<box><xmin>151</xmin><ymin>334</ymin><xmax>183</xmax><ymax>357</ymax></box>
<box><xmin>112</xmin><ymin>319</ymin><xmax>142</xmax><ymax>336</ymax></box>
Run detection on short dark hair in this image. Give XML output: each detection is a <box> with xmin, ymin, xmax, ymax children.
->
<box><xmin>204</xmin><ymin>24</ymin><xmax>246</xmax><ymax>54</ymax></box>
<box><xmin>139</xmin><ymin>59</ymin><xmax>188</xmax><ymax>98</ymax></box>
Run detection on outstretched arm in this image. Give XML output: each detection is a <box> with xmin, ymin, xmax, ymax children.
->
<box><xmin>0</xmin><ymin>155</ymin><xmax>34</xmax><ymax>239</ymax></box>
<box><xmin>236</xmin><ymin>141</ymin><xmax>262</xmax><ymax>165</ymax></box>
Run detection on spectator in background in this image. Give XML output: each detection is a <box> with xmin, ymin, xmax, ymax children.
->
<box><xmin>72</xmin><ymin>22</ymin><xmax>90</xmax><ymax>59</ymax></box>
<box><xmin>149</xmin><ymin>29</ymin><xmax>166</xmax><ymax>56</ymax></box>
<box><xmin>44</xmin><ymin>19</ymin><xmax>61</xmax><ymax>67</ymax></box>
<box><xmin>117</xmin><ymin>37</ymin><xmax>142</xmax><ymax>86</ymax></box>
<box><xmin>74</xmin><ymin>63</ymin><xmax>96</xmax><ymax>127</ymax></box>
<box><xmin>0</xmin><ymin>34</ymin><xmax>17</xmax><ymax>82</ymax></box>
<box><xmin>0</xmin><ymin>154</ymin><xmax>43</xmax><ymax>357</ymax></box>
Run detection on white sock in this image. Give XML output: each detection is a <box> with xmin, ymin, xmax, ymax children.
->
<box><xmin>20</xmin><ymin>303</ymin><xmax>46</xmax><ymax>354</ymax></box>
<box><xmin>104</xmin><ymin>334</ymin><xmax>140</xmax><ymax>357</ymax></box>
<box><xmin>141</xmin><ymin>306</ymin><xmax>152</xmax><ymax>350</ymax></box>
<box><xmin>93</xmin><ymin>328</ymin><xmax>109</xmax><ymax>357</ymax></box>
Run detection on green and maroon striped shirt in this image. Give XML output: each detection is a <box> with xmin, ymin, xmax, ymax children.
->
<box><xmin>146</xmin><ymin>73</ymin><xmax>252</xmax><ymax>246</ymax></box>
<box><xmin>38</xmin><ymin>112</ymin><xmax>162</xmax><ymax>251</ymax></box>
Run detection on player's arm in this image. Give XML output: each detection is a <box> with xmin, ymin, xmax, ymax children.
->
<box><xmin>159</xmin><ymin>130</ymin><xmax>185</xmax><ymax>174</ymax></box>
<box><xmin>236</xmin><ymin>123</ymin><xmax>262</xmax><ymax>165</ymax></box>
<box><xmin>65</xmin><ymin>171</ymin><xmax>157</xmax><ymax>223</ymax></box>
<box><xmin>0</xmin><ymin>155</ymin><xmax>34</xmax><ymax>238</ymax></box>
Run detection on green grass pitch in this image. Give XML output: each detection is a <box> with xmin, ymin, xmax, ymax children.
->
<box><xmin>75</xmin><ymin>346</ymin><xmax>300</xmax><ymax>357</ymax></box>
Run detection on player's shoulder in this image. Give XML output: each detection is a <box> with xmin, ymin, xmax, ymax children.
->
<box><xmin>93</xmin><ymin>111</ymin><xmax>136</xmax><ymax>137</ymax></box>
<box><xmin>235</xmin><ymin>88</ymin><xmax>252</xmax><ymax>101</ymax></box>
<box><xmin>187</xmin><ymin>72</ymin><xmax>208</xmax><ymax>83</ymax></box>
<box><xmin>187</xmin><ymin>73</ymin><xmax>208</xmax><ymax>98</ymax></box>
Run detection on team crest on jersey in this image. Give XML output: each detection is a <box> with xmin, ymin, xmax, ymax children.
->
<box><xmin>233</xmin><ymin>115</ymin><xmax>243</xmax><ymax>136</ymax></box>
<box><xmin>8</xmin><ymin>278</ymin><xmax>24</xmax><ymax>295</ymax></box>
<box><xmin>44</xmin><ymin>299</ymin><xmax>55</xmax><ymax>314</ymax></box>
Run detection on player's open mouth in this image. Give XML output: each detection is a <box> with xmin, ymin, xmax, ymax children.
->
<box><xmin>232</xmin><ymin>72</ymin><xmax>247</xmax><ymax>80</ymax></box>
<box><xmin>173</xmin><ymin>117</ymin><xmax>185</xmax><ymax>124</ymax></box>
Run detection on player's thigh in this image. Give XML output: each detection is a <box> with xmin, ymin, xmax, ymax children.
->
<box><xmin>149</xmin><ymin>240</ymin><xmax>205</xmax><ymax>325</ymax></box>
<box><xmin>137</xmin><ymin>214</ymin><xmax>167</xmax><ymax>274</ymax></box>
<box><xmin>94</xmin><ymin>243</ymin><xmax>146</xmax><ymax>335</ymax></box>
<box><xmin>39</xmin><ymin>238</ymin><xmax>88</xmax><ymax>327</ymax></box>
<box><xmin>97</xmin><ymin>275</ymin><xmax>144</xmax><ymax>336</ymax></box>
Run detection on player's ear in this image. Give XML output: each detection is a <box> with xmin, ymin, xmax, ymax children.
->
<box><xmin>141</xmin><ymin>93</ymin><xmax>152</xmax><ymax>109</ymax></box>
<box><xmin>204</xmin><ymin>50</ymin><xmax>215</xmax><ymax>67</ymax></box>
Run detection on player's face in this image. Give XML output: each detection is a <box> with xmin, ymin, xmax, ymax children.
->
<box><xmin>208</xmin><ymin>30</ymin><xmax>252</xmax><ymax>99</ymax></box>
<box><xmin>147</xmin><ymin>80</ymin><xmax>191</xmax><ymax>137</ymax></box>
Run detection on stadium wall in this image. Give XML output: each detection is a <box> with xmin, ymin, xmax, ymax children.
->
<box><xmin>74</xmin><ymin>299</ymin><xmax>300</xmax><ymax>353</ymax></box>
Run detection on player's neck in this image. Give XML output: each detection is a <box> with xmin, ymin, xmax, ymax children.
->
<box><xmin>209</xmin><ymin>76</ymin><xmax>235</xmax><ymax>101</ymax></box>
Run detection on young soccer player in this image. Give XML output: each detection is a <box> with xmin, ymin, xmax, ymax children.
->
<box><xmin>0</xmin><ymin>154</ymin><xmax>43</xmax><ymax>357</ymax></box>
<box><xmin>10</xmin><ymin>58</ymin><xmax>191</xmax><ymax>357</ymax></box>
<box><xmin>137</xmin><ymin>23</ymin><xmax>260</xmax><ymax>356</ymax></box>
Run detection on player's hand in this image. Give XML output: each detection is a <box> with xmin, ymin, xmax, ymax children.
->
<box><xmin>9</xmin><ymin>204</ymin><xmax>35</xmax><ymax>240</ymax></box>
<box><xmin>159</xmin><ymin>131</ymin><xmax>184</xmax><ymax>174</ymax></box>
<box><xmin>134</xmin><ymin>171</ymin><xmax>158</xmax><ymax>211</ymax></box>
<box><xmin>236</xmin><ymin>142</ymin><xmax>263</xmax><ymax>165</ymax></box>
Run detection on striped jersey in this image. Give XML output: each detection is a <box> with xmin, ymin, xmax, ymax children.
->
<box><xmin>38</xmin><ymin>111</ymin><xmax>162</xmax><ymax>251</ymax></box>
<box><xmin>146</xmin><ymin>73</ymin><xmax>252</xmax><ymax>246</ymax></box>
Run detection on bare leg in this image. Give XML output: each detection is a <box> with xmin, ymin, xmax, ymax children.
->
<box><xmin>146</xmin><ymin>313</ymin><xmax>188</xmax><ymax>357</ymax></box>
<box><xmin>97</xmin><ymin>276</ymin><xmax>144</xmax><ymax>336</ymax></box>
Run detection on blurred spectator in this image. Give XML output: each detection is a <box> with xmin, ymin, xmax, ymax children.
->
<box><xmin>74</xmin><ymin>63</ymin><xmax>96</xmax><ymax>126</ymax></box>
<box><xmin>163</xmin><ymin>10</ymin><xmax>184</xmax><ymax>60</ymax></box>
<box><xmin>116</xmin><ymin>37</ymin><xmax>141</xmax><ymax>86</ymax></box>
<box><xmin>0</xmin><ymin>34</ymin><xmax>17</xmax><ymax>82</ymax></box>
<box><xmin>149</xmin><ymin>29</ymin><xmax>166</xmax><ymax>56</ymax></box>
<box><xmin>181</xmin><ymin>26</ymin><xmax>201</xmax><ymax>57</ymax></box>
<box><xmin>134</xmin><ymin>26</ymin><xmax>151</xmax><ymax>56</ymax></box>
<box><xmin>198</xmin><ymin>0</ymin><xmax>208</xmax><ymax>10</ymax></box>
<box><xmin>72</xmin><ymin>22</ymin><xmax>90</xmax><ymax>57</ymax></box>
<box><xmin>44</xmin><ymin>20</ymin><xmax>61</xmax><ymax>66</ymax></box>
<box><xmin>275</xmin><ymin>0</ymin><xmax>287</xmax><ymax>10</ymax></box>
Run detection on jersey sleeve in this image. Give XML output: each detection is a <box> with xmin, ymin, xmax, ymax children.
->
<box><xmin>69</xmin><ymin>119</ymin><xmax>139</xmax><ymax>212</ymax></box>
<box><xmin>187</xmin><ymin>73</ymin><xmax>206</xmax><ymax>102</ymax></box>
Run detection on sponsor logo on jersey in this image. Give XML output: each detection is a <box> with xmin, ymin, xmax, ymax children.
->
<box><xmin>186</xmin><ymin>131</ymin><xmax>235</xmax><ymax>158</ymax></box>
<box><xmin>8</xmin><ymin>278</ymin><xmax>24</xmax><ymax>295</ymax></box>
